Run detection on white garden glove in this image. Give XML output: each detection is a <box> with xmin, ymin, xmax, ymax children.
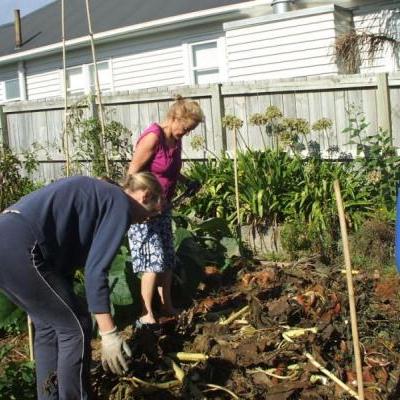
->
<box><xmin>100</xmin><ymin>327</ymin><xmax>132</xmax><ymax>375</ymax></box>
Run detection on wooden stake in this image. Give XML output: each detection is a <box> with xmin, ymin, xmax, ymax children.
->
<box><xmin>85</xmin><ymin>0</ymin><xmax>110</xmax><ymax>176</ymax></box>
<box><xmin>333</xmin><ymin>180</ymin><xmax>365</xmax><ymax>400</ymax></box>
<box><xmin>27</xmin><ymin>315</ymin><xmax>34</xmax><ymax>361</ymax></box>
<box><xmin>61</xmin><ymin>0</ymin><xmax>71</xmax><ymax>176</ymax></box>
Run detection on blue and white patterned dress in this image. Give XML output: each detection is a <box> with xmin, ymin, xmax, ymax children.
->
<box><xmin>128</xmin><ymin>210</ymin><xmax>176</xmax><ymax>273</ymax></box>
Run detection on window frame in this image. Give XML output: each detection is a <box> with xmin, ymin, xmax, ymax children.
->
<box><xmin>183</xmin><ymin>35</ymin><xmax>227</xmax><ymax>85</ymax></box>
<box><xmin>65</xmin><ymin>59</ymin><xmax>113</xmax><ymax>96</ymax></box>
<box><xmin>3</xmin><ymin>77</ymin><xmax>21</xmax><ymax>102</ymax></box>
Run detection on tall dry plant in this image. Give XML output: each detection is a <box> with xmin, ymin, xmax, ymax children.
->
<box><xmin>335</xmin><ymin>8</ymin><xmax>399</xmax><ymax>73</ymax></box>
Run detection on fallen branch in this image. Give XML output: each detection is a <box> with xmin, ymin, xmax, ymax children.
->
<box><xmin>304</xmin><ymin>352</ymin><xmax>359</xmax><ymax>399</ymax></box>
<box><xmin>219</xmin><ymin>305</ymin><xmax>250</xmax><ymax>326</ymax></box>
<box><xmin>168</xmin><ymin>352</ymin><xmax>209</xmax><ymax>362</ymax></box>
<box><xmin>282</xmin><ymin>327</ymin><xmax>318</xmax><ymax>342</ymax></box>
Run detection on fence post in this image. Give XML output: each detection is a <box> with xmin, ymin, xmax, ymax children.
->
<box><xmin>211</xmin><ymin>83</ymin><xmax>226</xmax><ymax>153</ymax></box>
<box><xmin>376</xmin><ymin>72</ymin><xmax>392</xmax><ymax>140</ymax></box>
<box><xmin>0</xmin><ymin>105</ymin><xmax>9</xmax><ymax>147</ymax></box>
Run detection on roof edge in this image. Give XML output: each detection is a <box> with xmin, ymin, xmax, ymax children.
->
<box><xmin>0</xmin><ymin>0</ymin><xmax>272</xmax><ymax>66</ymax></box>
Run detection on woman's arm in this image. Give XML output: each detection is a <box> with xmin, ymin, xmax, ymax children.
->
<box><xmin>127</xmin><ymin>133</ymin><xmax>159</xmax><ymax>175</ymax></box>
<box><xmin>95</xmin><ymin>313</ymin><xmax>115</xmax><ymax>332</ymax></box>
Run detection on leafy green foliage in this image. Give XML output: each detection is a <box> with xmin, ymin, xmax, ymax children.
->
<box><xmin>0</xmin><ymin>345</ymin><xmax>36</xmax><ymax>400</ymax></box>
<box><xmin>108</xmin><ymin>246</ymin><xmax>133</xmax><ymax>306</ymax></box>
<box><xmin>66</xmin><ymin>98</ymin><xmax>131</xmax><ymax>180</ymax></box>
<box><xmin>0</xmin><ymin>145</ymin><xmax>40</xmax><ymax>212</ymax></box>
<box><xmin>183</xmin><ymin>106</ymin><xmax>395</xmax><ymax>260</ymax></box>
<box><xmin>0</xmin><ymin>292</ymin><xmax>27</xmax><ymax>334</ymax></box>
<box><xmin>172</xmin><ymin>214</ymin><xmax>240</xmax><ymax>303</ymax></box>
<box><xmin>344</xmin><ymin>108</ymin><xmax>400</xmax><ymax>219</ymax></box>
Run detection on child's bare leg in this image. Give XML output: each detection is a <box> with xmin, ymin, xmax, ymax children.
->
<box><xmin>157</xmin><ymin>270</ymin><xmax>179</xmax><ymax>316</ymax></box>
<box><xmin>139</xmin><ymin>272</ymin><xmax>157</xmax><ymax>324</ymax></box>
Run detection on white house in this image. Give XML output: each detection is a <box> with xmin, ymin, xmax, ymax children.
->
<box><xmin>0</xmin><ymin>0</ymin><xmax>398</xmax><ymax>104</ymax></box>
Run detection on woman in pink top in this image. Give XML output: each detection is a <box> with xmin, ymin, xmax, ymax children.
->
<box><xmin>127</xmin><ymin>96</ymin><xmax>204</xmax><ymax>326</ymax></box>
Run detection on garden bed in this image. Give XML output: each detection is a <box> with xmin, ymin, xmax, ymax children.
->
<box><xmin>89</xmin><ymin>256</ymin><xmax>400</xmax><ymax>399</ymax></box>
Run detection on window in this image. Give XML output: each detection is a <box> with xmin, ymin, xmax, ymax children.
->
<box><xmin>66</xmin><ymin>60</ymin><xmax>112</xmax><ymax>95</ymax></box>
<box><xmin>89</xmin><ymin>61</ymin><xmax>112</xmax><ymax>93</ymax></box>
<box><xmin>66</xmin><ymin>66</ymin><xmax>85</xmax><ymax>95</ymax></box>
<box><xmin>184</xmin><ymin>37</ymin><xmax>226</xmax><ymax>85</ymax></box>
<box><xmin>4</xmin><ymin>78</ymin><xmax>20</xmax><ymax>101</ymax></box>
<box><xmin>191</xmin><ymin>42</ymin><xmax>220</xmax><ymax>84</ymax></box>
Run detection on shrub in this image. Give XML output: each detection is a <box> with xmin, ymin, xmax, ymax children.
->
<box><xmin>350</xmin><ymin>218</ymin><xmax>395</xmax><ymax>271</ymax></box>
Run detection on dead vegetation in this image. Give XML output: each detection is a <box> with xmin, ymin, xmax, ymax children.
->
<box><xmin>335</xmin><ymin>30</ymin><xmax>399</xmax><ymax>74</ymax></box>
<box><xmin>91</xmin><ymin>256</ymin><xmax>400</xmax><ymax>399</ymax></box>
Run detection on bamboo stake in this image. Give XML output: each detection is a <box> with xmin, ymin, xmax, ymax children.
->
<box><xmin>304</xmin><ymin>352</ymin><xmax>359</xmax><ymax>399</ymax></box>
<box><xmin>233</xmin><ymin>127</ymin><xmax>240</xmax><ymax>231</ymax></box>
<box><xmin>84</xmin><ymin>0</ymin><xmax>110</xmax><ymax>175</ymax></box>
<box><xmin>61</xmin><ymin>0</ymin><xmax>71</xmax><ymax>177</ymax></box>
<box><xmin>27</xmin><ymin>315</ymin><xmax>34</xmax><ymax>361</ymax></box>
<box><xmin>333</xmin><ymin>180</ymin><xmax>365</xmax><ymax>400</ymax></box>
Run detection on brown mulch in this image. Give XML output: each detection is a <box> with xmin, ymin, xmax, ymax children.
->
<box><xmin>91</xmin><ymin>257</ymin><xmax>400</xmax><ymax>399</ymax></box>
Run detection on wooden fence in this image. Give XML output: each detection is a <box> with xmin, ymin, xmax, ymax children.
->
<box><xmin>0</xmin><ymin>72</ymin><xmax>399</xmax><ymax>181</ymax></box>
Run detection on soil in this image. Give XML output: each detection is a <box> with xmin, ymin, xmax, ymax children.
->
<box><xmin>89</xmin><ymin>256</ymin><xmax>400</xmax><ymax>399</ymax></box>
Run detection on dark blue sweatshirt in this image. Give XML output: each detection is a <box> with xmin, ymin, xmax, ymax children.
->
<box><xmin>8</xmin><ymin>176</ymin><xmax>134</xmax><ymax>313</ymax></box>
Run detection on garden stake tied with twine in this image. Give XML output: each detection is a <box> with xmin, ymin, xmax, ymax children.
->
<box><xmin>333</xmin><ymin>179</ymin><xmax>365</xmax><ymax>400</ymax></box>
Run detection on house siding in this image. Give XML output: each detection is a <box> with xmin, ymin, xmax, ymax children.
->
<box><xmin>112</xmin><ymin>44</ymin><xmax>185</xmax><ymax>91</ymax></box>
<box><xmin>25</xmin><ymin>57</ymin><xmax>63</xmax><ymax>100</ymax></box>
<box><xmin>224</xmin><ymin>6</ymin><xmax>353</xmax><ymax>81</ymax></box>
<box><xmin>0</xmin><ymin>24</ymin><xmax>225</xmax><ymax>103</ymax></box>
<box><xmin>353</xmin><ymin>5</ymin><xmax>400</xmax><ymax>73</ymax></box>
<box><xmin>1</xmin><ymin>3</ymin><xmax>399</xmax><ymax>104</ymax></box>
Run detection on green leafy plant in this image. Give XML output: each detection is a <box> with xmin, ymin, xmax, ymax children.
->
<box><xmin>172</xmin><ymin>213</ymin><xmax>240</xmax><ymax>302</ymax></box>
<box><xmin>66</xmin><ymin>98</ymin><xmax>131</xmax><ymax>180</ymax></box>
<box><xmin>344</xmin><ymin>107</ymin><xmax>400</xmax><ymax>218</ymax></box>
<box><xmin>0</xmin><ymin>145</ymin><xmax>40</xmax><ymax>212</ymax></box>
<box><xmin>0</xmin><ymin>345</ymin><xmax>36</xmax><ymax>400</ymax></box>
<box><xmin>0</xmin><ymin>292</ymin><xmax>27</xmax><ymax>335</ymax></box>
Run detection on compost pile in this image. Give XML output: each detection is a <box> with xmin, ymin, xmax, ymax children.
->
<box><xmin>92</xmin><ymin>257</ymin><xmax>400</xmax><ymax>400</ymax></box>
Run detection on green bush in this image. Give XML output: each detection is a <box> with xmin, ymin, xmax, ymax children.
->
<box><xmin>0</xmin><ymin>146</ymin><xmax>40</xmax><ymax>212</ymax></box>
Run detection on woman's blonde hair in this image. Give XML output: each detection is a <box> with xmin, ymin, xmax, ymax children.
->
<box><xmin>122</xmin><ymin>172</ymin><xmax>163</xmax><ymax>212</ymax></box>
<box><xmin>167</xmin><ymin>95</ymin><xmax>204</xmax><ymax>125</ymax></box>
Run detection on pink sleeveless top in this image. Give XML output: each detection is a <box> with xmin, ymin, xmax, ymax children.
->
<box><xmin>136</xmin><ymin>123</ymin><xmax>182</xmax><ymax>201</ymax></box>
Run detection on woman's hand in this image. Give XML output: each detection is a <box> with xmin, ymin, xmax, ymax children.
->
<box><xmin>100</xmin><ymin>327</ymin><xmax>132</xmax><ymax>375</ymax></box>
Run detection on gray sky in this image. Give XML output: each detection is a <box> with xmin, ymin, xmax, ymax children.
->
<box><xmin>0</xmin><ymin>0</ymin><xmax>55</xmax><ymax>26</ymax></box>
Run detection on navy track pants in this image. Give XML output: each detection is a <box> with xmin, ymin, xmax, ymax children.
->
<box><xmin>0</xmin><ymin>213</ymin><xmax>93</xmax><ymax>400</ymax></box>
